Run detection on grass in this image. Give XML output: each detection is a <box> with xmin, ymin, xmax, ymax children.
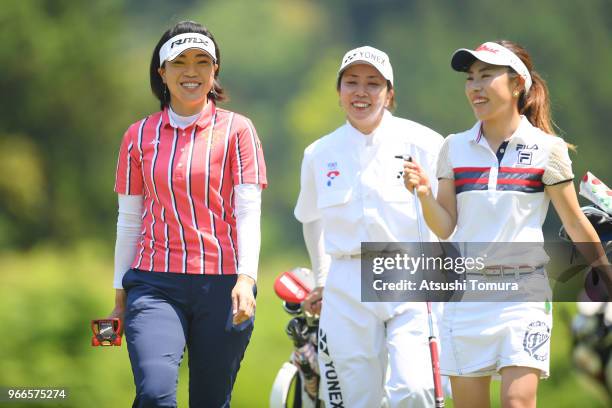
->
<box><xmin>0</xmin><ymin>242</ymin><xmax>609</xmax><ymax>407</ymax></box>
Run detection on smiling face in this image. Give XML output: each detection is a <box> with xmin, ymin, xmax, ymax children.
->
<box><xmin>465</xmin><ymin>59</ymin><xmax>522</xmax><ymax>123</ymax></box>
<box><xmin>158</xmin><ymin>48</ymin><xmax>217</xmax><ymax>115</ymax></box>
<box><xmin>338</xmin><ymin>64</ymin><xmax>393</xmax><ymax>134</ymax></box>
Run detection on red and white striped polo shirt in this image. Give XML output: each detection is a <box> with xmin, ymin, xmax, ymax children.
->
<box><xmin>114</xmin><ymin>102</ymin><xmax>267</xmax><ymax>275</ymax></box>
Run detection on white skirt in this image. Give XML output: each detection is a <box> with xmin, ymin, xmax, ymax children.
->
<box><xmin>440</xmin><ymin>300</ymin><xmax>552</xmax><ymax>378</ymax></box>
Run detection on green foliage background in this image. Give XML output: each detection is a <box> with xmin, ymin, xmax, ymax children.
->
<box><xmin>0</xmin><ymin>0</ymin><xmax>611</xmax><ymax>406</ymax></box>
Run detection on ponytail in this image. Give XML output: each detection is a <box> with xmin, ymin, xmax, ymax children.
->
<box><xmin>496</xmin><ymin>40</ymin><xmax>575</xmax><ymax>150</ymax></box>
<box><xmin>518</xmin><ymin>70</ymin><xmax>553</xmax><ymax>135</ymax></box>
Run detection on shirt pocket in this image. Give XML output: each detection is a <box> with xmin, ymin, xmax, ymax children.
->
<box><xmin>316</xmin><ymin>188</ymin><xmax>353</xmax><ymax>209</ymax></box>
<box><xmin>380</xmin><ymin>164</ymin><xmax>414</xmax><ymax>203</ymax></box>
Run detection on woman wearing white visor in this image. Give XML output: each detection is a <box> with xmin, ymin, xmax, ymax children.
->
<box><xmin>295</xmin><ymin>46</ymin><xmax>444</xmax><ymax>407</ymax></box>
<box><xmin>110</xmin><ymin>21</ymin><xmax>267</xmax><ymax>407</ymax></box>
<box><xmin>403</xmin><ymin>40</ymin><xmax>610</xmax><ymax>407</ymax></box>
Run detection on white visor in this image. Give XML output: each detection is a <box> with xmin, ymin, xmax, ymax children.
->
<box><xmin>451</xmin><ymin>42</ymin><xmax>532</xmax><ymax>93</ymax></box>
<box><xmin>338</xmin><ymin>45</ymin><xmax>394</xmax><ymax>86</ymax></box>
<box><xmin>159</xmin><ymin>33</ymin><xmax>217</xmax><ymax>65</ymax></box>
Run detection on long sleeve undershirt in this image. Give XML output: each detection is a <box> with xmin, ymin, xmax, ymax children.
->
<box><xmin>302</xmin><ymin>219</ymin><xmax>331</xmax><ymax>288</ymax></box>
<box><xmin>113</xmin><ymin>184</ymin><xmax>262</xmax><ymax>288</ymax></box>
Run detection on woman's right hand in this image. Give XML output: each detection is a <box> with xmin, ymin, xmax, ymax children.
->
<box><xmin>403</xmin><ymin>160</ymin><xmax>432</xmax><ymax>198</ymax></box>
<box><xmin>108</xmin><ymin>289</ymin><xmax>126</xmax><ymax>335</ymax></box>
<box><xmin>302</xmin><ymin>286</ymin><xmax>324</xmax><ymax>316</ymax></box>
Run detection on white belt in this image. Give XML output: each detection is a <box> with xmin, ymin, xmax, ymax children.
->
<box><xmin>466</xmin><ymin>265</ymin><xmax>543</xmax><ymax>278</ymax></box>
<box><xmin>332</xmin><ymin>253</ymin><xmax>361</xmax><ymax>260</ymax></box>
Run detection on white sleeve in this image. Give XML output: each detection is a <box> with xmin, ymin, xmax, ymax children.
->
<box><xmin>302</xmin><ymin>219</ymin><xmax>330</xmax><ymax>288</ymax></box>
<box><xmin>543</xmin><ymin>138</ymin><xmax>574</xmax><ymax>185</ymax></box>
<box><xmin>436</xmin><ymin>136</ymin><xmax>454</xmax><ymax>180</ymax></box>
<box><xmin>114</xmin><ymin>194</ymin><xmax>144</xmax><ymax>289</ymax></box>
<box><xmin>294</xmin><ymin>148</ymin><xmax>321</xmax><ymax>223</ymax></box>
<box><xmin>235</xmin><ymin>184</ymin><xmax>262</xmax><ymax>282</ymax></box>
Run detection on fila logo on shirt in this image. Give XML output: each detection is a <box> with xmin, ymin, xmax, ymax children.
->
<box><xmin>516</xmin><ymin>143</ymin><xmax>538</xmax><ymax>151</ymax></box>
<box><xmin>516</xmin><ymin>143</ymin><xmax>538</xmax><ymax>166</ymax></box>
<box><xmin>518</xmin><ymin>151</ymin><xmax>533</xmax><ymax>165</ymax></box>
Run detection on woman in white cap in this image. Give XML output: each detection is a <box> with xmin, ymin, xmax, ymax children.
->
<box><xmin>295</xmin><ymin>45</ymin><xmax>444</xmax><ymax>407</ymax></box>
<box><xmin>109</xmin><ymin>21</ymin><xmax>267</xmax><ymax>407</ymax></box>
<box><xmin>403</xmin><ymin>40</ymin><xmax>611</xmax><ymax>407</ymax></box>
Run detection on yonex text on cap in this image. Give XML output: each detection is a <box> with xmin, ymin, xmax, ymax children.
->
<box><xmin>338</xmin><ymin>46</ymin><xmax>394</xmax><ymax>86</ymax></box>
<box><xmin>451</xmin><ymin>42</ymin><xmax>532</xmax><ymax>93</ymax></box>
<box><xmin>159</xmin><ymin>33</ymin><xmax>217</xmax><ymax>65</ymax></box>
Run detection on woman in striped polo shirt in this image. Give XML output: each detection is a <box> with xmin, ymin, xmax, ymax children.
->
<box><xmin>109</xmin><ymin>21</ymin><xmax>267</xmax><ymax>407</ymax></box>
<box><xmin>403</xmin><ymin>40</ymin><xmax>610</xmax><ymax>407</ymax></box>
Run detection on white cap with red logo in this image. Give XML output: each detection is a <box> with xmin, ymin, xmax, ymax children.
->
<box><xmin>451</xmin><ymin>42</ymin><xmax>532</xmax><ymax>93</ymax></box>
<box><xmin>338</xmin><ymin>46</ymin><xmax>394</xmax><ymax>86</ymax></box>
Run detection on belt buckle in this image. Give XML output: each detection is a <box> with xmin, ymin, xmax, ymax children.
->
<box><xmin>482</xmin><ymin>267</ymin><xmax>496</xmax><ymax>278</ymax></box>
<box><xmin>500</xmin><ymin>265</ymin><xmax>522</xmax><ymax>279</ymax></box>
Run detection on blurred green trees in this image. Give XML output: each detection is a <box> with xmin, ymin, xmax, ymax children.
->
<box><xmin>0</xmin><ymin>0</ymin><xmax>134</xmax><ymax>247</ymax></box>
<box><xmin>1</xmin><ymin>1</ymin><xmax>611</xmax><ymax>406</ymax></box>
<box><xmin>1</xmin><ymin>0</ymin><xmax>611</xmax><ymax>252</ymax></box>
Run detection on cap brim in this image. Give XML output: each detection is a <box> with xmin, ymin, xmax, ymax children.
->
<box><xmin>451</xmin><ymin>49</ymin><xmax>479</xmax><ymax>72</ymax></box>
<box><xmin>451</xmin><ymin>48</ymin><xmax>511</xmax><ymax>72</ymax></box>
<box><xmin>338</xmin><ymin>61</ymin><xmax>392</xmax><ymax>85</ymax></box>
<box><xmin>166</xmin><ymin>47</ymin><xmax>216</xmax><ymax>63</ymax></box>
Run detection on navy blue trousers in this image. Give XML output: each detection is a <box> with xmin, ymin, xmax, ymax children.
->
<box><xmin>122</xmin><ymin>269</ymin><xmax>254</xmax><ymax>408</ymax></box>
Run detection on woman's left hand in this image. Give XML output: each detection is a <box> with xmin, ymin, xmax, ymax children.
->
<box><xmin>231</xmin><ymin>275</ymin><xmax>256</xmax><ymax>325</ymax></box>
<box><xmin>403</xmin><ymin>160</ymin><xmax>432</xmax><ymax>198</ymax></box>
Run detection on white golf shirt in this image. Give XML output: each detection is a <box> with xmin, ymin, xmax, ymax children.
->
<box><xmin>295</xmin><ymin>110</ymin><xmax>443</xmax><ymax>257</ymax></box>
<box><xmin>437</xmin><ymin>116</ymin><xmax>574</xmax><ymax>265</ymax></box>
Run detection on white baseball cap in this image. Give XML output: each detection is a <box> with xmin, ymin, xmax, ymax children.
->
<box><xmin>338</xmin><ymin>46</ymin><xmax>394</xmax><ymax>86</ymax></box>
<box><xmin>451</xmin><ymin>42</ymin><xmax>532</xmax><ymax>93</ymax></box>
<box><xmin>159</xmin><ymin>33</ymin><xmax>217</xmax><ymax>65</ymax></box>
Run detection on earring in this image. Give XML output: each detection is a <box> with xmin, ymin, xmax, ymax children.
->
<box><xmin>513</xmin><ymin>90</ymin><xmax>520</xmax><ymax>97</ymax></box>
<box><xmin>163</xmin><ymin>85</ymin><xmax>168</xmax><ymax>101</ymax></box>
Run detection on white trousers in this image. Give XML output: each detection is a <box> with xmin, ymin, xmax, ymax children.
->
<box><xmin>318</xmin><ymin>258</ymin><xmax>437</xmax><ymax>408</ymax></box>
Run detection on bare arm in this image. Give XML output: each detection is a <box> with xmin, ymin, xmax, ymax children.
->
<box><xmin>548</xmin><ymin>181</ymin><xmax>605</xmax><ymax>260</ymax></box>
<box><xmin>404</xmin><ymin>160</ymin><xmax>457</xmax><ymax>239</ymax></box>
<box><xmin>109</xmin><ymin>289</ymin><xmax>127</xmax><ymax>325</ymax></box>
<box><xmin>548</xmin><ymin>181</ymin><xmax>611</xmax><ymax>294</ymax></box>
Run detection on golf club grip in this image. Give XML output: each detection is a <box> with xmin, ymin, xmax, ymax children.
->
<box><xmin>429</xmin><ymin>336</ymin><xmax>445</xmax><ymax>407</ymax></box>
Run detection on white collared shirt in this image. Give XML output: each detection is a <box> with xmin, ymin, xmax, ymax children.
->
<box><xmin>294</xmin><ymin>110</ymin><xmax>443</xmax><ymax>256</ymax></box>
<box><xmin>436</xmin><ymin>116</ymin><xmax>574</xmax><ymax>265</ymax></box>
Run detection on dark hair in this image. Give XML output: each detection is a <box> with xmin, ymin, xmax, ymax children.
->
<box><xmin>150</xmin><ymin>21</ymin><xmax>227</xmax><ymax>110</ymax></box>
<box><xmin>336</xmin><ymin>71</ymin><xmax>396</xmax><ymax>111</ymax></box>
<box><xmin>495</xmin><ymin>40</ymin><xmax>574</xmax><ymax>149</ymax></box>
<box><xmin>493</xmin><ymin>40</ymin><xmax>554</xmax><ymax>134</ymax></box>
